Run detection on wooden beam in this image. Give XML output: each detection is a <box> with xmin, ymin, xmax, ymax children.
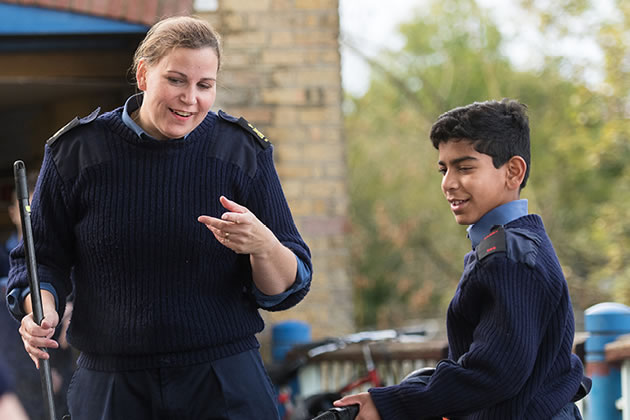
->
<box><xmin>0</xmin><ymin>51</ymin><xmax>132</xmax><ymax>78</ymax></box>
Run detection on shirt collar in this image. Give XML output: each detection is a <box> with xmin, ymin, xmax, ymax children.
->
<box><xmin>122</xmin><ymin>93</ymin><xmax>147</xmax><ymax>139</ymax></box>
<box><xmin>467</xmin><ymin>199</ymin><xmax>528</xmax><ymax>248</ymax></box>
<box><xmin>122</xmin><ymin>93</ymin><xmax>189</xmax><ymax>140</ymax></box>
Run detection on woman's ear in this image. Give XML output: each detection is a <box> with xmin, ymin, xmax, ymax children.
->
<box><xmin>136</xmin><ymin>60</ymin><xmax>148</xmax><ymax>91</ymax></box>
<box><xmin>506</xmin><ymin>156</ymin><xmax>527</xmax><ymax>190</ymax></box>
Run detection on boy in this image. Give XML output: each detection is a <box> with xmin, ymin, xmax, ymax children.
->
<box><xmin>335</xmin><ymin>99</ymin><xmax>588</xmax><ymax>419</ymax></box>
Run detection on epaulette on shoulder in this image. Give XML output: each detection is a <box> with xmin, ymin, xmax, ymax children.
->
<box><xmin>46</xmin><ymin>107</ymin><xmax>101</xmax><ymax>146</ymax></box>
<box><xmin>218</xmin><ymin>110</ymin><xmax>271</xmax><ymax>150</ymax></box>
<box><xmin>476</xmin><ymin>225</ymin><xmax>507</xmax><ymax>261</ymax></box>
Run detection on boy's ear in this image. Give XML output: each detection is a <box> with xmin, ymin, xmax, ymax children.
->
<box><xmin>506</xmin><ymin>156</ymin><xmax>527</xmax><ymax>190</ymax></box>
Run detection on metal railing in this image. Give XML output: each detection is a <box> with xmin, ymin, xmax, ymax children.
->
<box><xmin>292</xmin><ymin>338</ymin><xmax>449</xmax><ymax>397</ymax></box>
<box><xmin>287</xmin><ymin>332</ymin><xmax>590</xmax><ymax>416</ymax></box>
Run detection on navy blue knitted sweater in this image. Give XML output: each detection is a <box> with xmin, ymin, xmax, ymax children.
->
<box><xmin>370</xmin><ymin>215</ymin><xmax>584</xmax><ymax>419</ymax></box>
<box><xmin>8</xmin><ymin>107</ymin><xmax>311</xmax><ymax>371</ymax></box>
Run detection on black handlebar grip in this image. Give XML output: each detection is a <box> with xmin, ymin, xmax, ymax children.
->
<box><xmin>312</xmin><ymin>404</ymin><xmax>360</xmax><ymax>420</ymax></box>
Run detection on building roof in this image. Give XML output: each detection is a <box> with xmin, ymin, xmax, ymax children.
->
<box><xmin>0</xmin><ymin>0</ymin><xmax>194</xmax><ymax>26</ymax></box>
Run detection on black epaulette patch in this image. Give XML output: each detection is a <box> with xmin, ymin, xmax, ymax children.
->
<box><xmin>46</xmin><ymin>107</ymin><xmax>101</xmax><ymax>146</ymax></box>
<box><xmin>476</xmin><ymin>226</ymin><xmax>507</xmax><ymax>261</ymax></box>
<box><xmin>218</xmin><ymin>110</ymin><xmax>271</xmax><ymax>149</ymax></box>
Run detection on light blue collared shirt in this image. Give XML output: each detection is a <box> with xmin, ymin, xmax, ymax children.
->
<box><xmin>467</xmin><ymin>199</ymin><xmax>528</xmax><ymax>249</ymax></box>
<box><xmin>122</xmin><ymin>93</ymin><xmax>192</xmax><ymax>141</ymax></box>
<box><xmin>122</xmin><ymin>93</ymin><xmax>147</xmax><ymax>139</ymax></box>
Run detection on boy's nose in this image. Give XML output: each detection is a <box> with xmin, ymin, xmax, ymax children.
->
<box><xmin>441</xmin><ymin>172</ymin><xmax>458</xmax><ymax>192</ymax></box>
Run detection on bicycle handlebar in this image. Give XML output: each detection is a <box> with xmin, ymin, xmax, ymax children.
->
<box><xmin>311</xmin><ymin>404</ymin><xmax>360</xmax><ymax>420</ymax></box>
<box><xmin>306</xmin><ymin>326</ymin><xmax>431</xmax><ymax>359</ymax></box>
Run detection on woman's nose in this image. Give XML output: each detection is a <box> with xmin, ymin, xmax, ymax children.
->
<box><xmin>180</xmin><ymin>86</ymin><xmax>197</xmax><ymax>105</ymax></box>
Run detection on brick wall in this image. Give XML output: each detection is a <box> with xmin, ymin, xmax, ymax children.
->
<box><xmin>197</xmin><ymin>0</ymin><xmax>354</xmax><ymax>343</ymax></box>
<box><xmin>2</xmin><ymin>0</ymin><xmax>354</xmax><ymax>345</ymax></box>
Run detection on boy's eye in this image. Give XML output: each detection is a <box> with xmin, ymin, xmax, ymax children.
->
<box><xmin>458</xmin><ymin>166</ymin><xmax>473</xmax><ymax>172</ymax></box>
<box><xmin>438</xmin><ymin>168</ymin><xmax>447</xmax><ymax>175</ymax></box>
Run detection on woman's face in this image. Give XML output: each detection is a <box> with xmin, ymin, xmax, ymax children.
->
<box><xmin>136</xmin><ymin>47</ymin><xmax>218</xmax><ymax>140</ymax></box>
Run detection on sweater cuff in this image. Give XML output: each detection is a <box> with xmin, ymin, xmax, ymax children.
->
<box><xmin>6</xmin><ymin>282</ymin><xmax>59</xmax><ymax>319</ymax></box>
<box><xmin>369</xmin><ymin>386</ymin><xmax>411</xmax><ymax>420</ymax></box>
<box><xmin>252</xmin><ymin>254</ymin><xmax>311</xmax><ymax>308</ymax></box>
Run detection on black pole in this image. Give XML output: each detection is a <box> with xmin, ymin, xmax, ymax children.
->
<box><xmin>13</xmin><ymin>160</ymin><xmax>57</xmax><ymax>420</ymax></box>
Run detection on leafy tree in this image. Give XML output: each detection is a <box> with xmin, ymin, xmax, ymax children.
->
<box><xmin>344</xmin><ymin>0</ymin><xmax>624</xmax><ymax>328</ymax></box>
<box><xmin>516</xmin><ymin>0</ymin><xmax>630</xmax><ymax>307</ymax></box>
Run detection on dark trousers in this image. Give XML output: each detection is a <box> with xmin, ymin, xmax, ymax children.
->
<box><xmin>67</xmin><ymin>349</ymin><xmax>279</xmax><ymax>420</ymax></box>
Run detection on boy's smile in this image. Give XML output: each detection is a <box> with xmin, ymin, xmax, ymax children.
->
<box><xmin>438</xmin><ymin>139</ymin><xmax>517</xmax><ymax>225</ymax></box>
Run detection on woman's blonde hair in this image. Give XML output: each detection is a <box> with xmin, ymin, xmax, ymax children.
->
<box><xmin>131</xmin><ymin>16</ymin><xmax>222</xmax><ymax>82</ymax></box>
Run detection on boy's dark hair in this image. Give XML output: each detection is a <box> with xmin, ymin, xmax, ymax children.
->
<box><xmin>429</xmin><ymin>98</ymin><xmax>531</xmax><ymax>189</ymax></box>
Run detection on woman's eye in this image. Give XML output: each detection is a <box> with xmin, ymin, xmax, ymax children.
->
<box><xmin>167</xmin><ymin>77</ymin><xmax>183</xmax><ymax>84</ymax></box>
<box><xmin>198</xmin><ymin>83</ymin><xmax>213</xmax><ymax>90</ymax></box>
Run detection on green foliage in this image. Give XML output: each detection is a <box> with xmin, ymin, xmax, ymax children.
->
<box><xmin>345</xmin><ymin>0</ymin><xmax>629</xmax><ymax>328</ymax></box>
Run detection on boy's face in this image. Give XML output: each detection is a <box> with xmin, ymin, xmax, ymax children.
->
<box><xmin>438</xmin><ymin>139</ymin><xmax>516</xmax><ymax>225</ymax></box>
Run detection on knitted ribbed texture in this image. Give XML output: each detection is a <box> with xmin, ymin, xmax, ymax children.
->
<box><xmin>370</xmin><ymin>215</ymin><xmax>583</xmax><ymax>419</ymax></box>
<box><xmin>8</xmin><ymin>108</ymin><xmax>311</xmax><ymax>371</ymax></box>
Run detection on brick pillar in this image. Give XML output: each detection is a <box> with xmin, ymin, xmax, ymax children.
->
<box><xmin>195</xmin><ymin>0</ymin><xmax>353</xmax><ymax>342</ymax></box>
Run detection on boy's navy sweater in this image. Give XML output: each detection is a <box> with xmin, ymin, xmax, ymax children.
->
<box><xmin>8</xmin><ymin>107</ymin><xmax>311</xmax><ymax>371</ymax></box>
<box><xmin>370</xmin><ymin>215</ymin><xmax>584</xmax><ymax>419</ymax></box>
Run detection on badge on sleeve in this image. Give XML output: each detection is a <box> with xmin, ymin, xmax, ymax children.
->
<box><xmin>476</xmin><ymin>226</ymin><xmax>507</xmax><ymax>261</ymax></box>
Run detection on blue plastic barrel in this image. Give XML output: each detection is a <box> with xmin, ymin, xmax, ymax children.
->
<box><xmin>271</xmin><ymin>320</ymin><xmax>311</xmax><ymax>362</ymax></box>
<box><xmin>584</xmin><ymin>302</ymin><xmax>630</xmax><ymax>420</ymax></box>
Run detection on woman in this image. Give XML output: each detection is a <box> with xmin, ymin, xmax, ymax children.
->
<box><xmin>7</xmin><ymin>16</ymin><xmax>312</xmax><ymax>420</ymax></box>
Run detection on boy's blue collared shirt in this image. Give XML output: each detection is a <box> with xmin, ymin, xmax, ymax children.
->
<box><xmin>467</xmin><ymin>199</ymin><xmax>528</xmax><ymax>249</ymax></box>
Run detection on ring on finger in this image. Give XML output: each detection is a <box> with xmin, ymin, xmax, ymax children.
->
<box><xmin>224</xmin><ymin>232</ymin><xmax>230</xmax><ymax>239</ymax></box>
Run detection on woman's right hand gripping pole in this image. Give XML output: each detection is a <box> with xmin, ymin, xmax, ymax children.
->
<box><xmin>18</xmin><ymin>290</ymin><xmax>60</xmax><ymax>368</ymax></box>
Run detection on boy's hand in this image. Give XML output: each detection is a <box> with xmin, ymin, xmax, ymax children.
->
<box><xmin>334</xmin><ymin>392</ymin><xmax>382</xmax><ymax>420</ymax></box>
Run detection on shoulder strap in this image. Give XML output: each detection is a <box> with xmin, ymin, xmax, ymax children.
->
<box><xmin>218</xmin><ymin>110</ymin><xmax>271</xmax><ymax>149</ymax></box>
<box><xmin>46</xmin><ymin>107</ymin><xmax>101</xmax><ymax>146</ymax></box>
<box><xmin>476</xmin><ymin>226</ymin><xmax>507</xmax><ymax>261</ymax></box>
